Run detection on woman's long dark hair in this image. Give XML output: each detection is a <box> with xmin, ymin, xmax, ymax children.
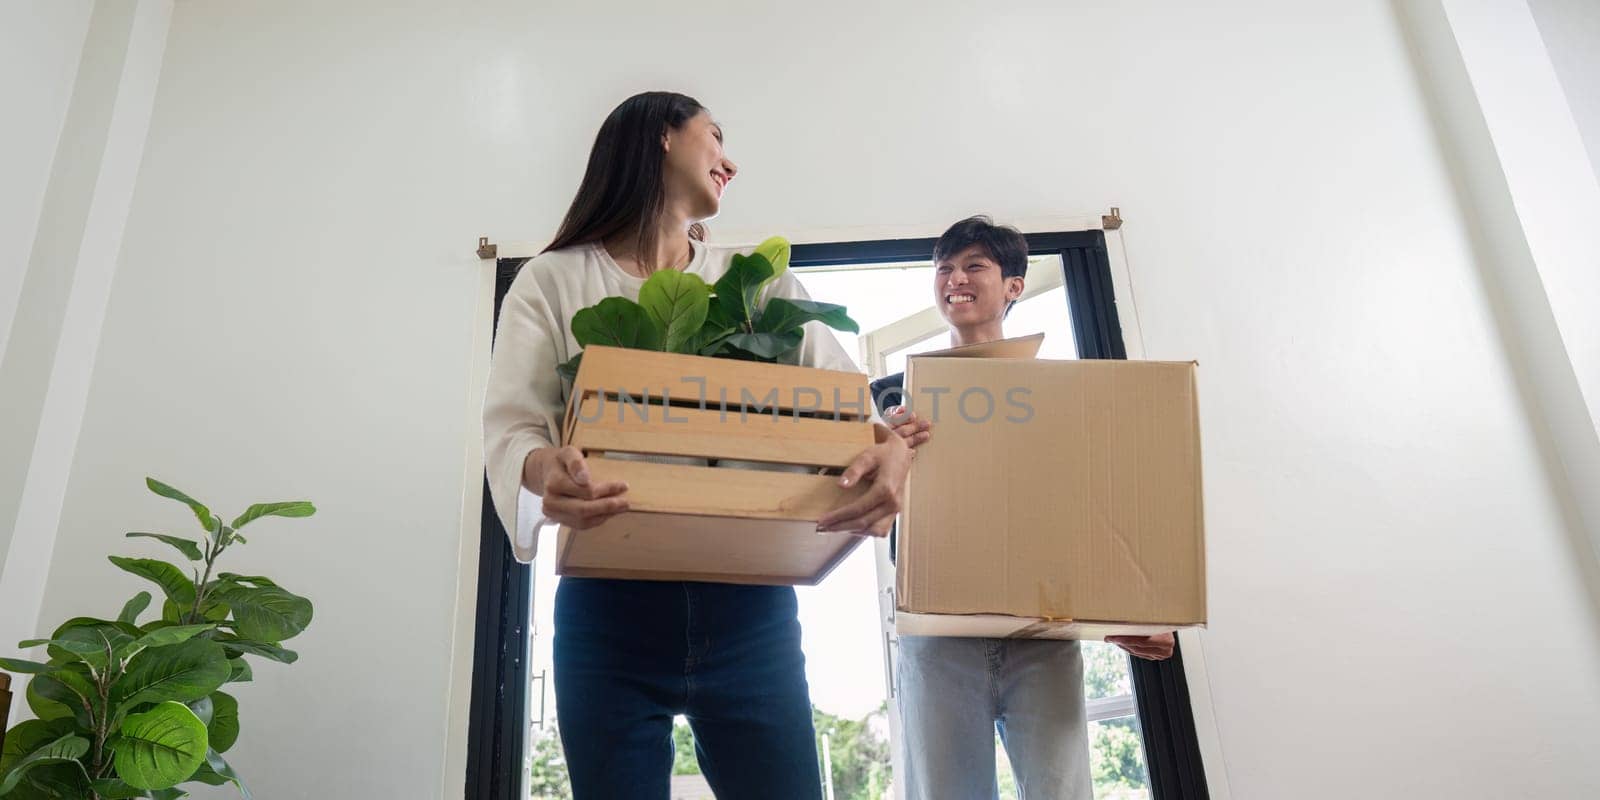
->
<box><xmin>544</xmin><ymin>91</ymin><xmax>708</xmax><ymax>268</ymax></box>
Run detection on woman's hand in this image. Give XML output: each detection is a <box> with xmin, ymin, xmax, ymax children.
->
<box><xmin>1106</xmin><ymin>632</ymin><xmax>1176</xmax><ymax>661</ymax></box>
<box><xmin>523</xmin><ymin>446</ymin><xmax>630</xmax><ymax>530</ymax></box>
<box><xmin>886</xmin><ymin>405</ymin><xmax>932</xmax><ymax>449</ymax></box>
<box><xmin>817</xmin><ymin>424</ymin><xmax>914</xmax><ymax>535</ymax></box>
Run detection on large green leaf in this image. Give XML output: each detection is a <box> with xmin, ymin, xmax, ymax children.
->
<box><xmin>0</xmin><ymin>658</ymin><xmax>54</xmax><ymax>675</ymax></box>
<box><xmin>160</xmin><ymin>598</ymin><xmax>227</xmax><ymax>626</ymax></box>
<box><xmin>25</xmin><ymin>681</ymin><xmax>76</xmax><ymax>724</ymax></box>
<box><xmin>51</xmin><ymin>624</ymin><xmax>137</xmax><ymax>670</ymax></box>
<box><xmin>133</xmin><ymin>625</ymin><xmax>216</xmax><ymax>649</ymax></box>
<box><xmin>685</xmin><ymin>300</ymin><xmax>738</xmax><ymax>354</ymax></box>
<box><xmin>688</xmin><ymin>329</ymin><xmax>735</xmax><ymax>357</ymax></box>
<box><xmin>755</xmin><ymin>297</ymin><xmax>859</xmax><ymax>335</ymax></box>
<box><xmin>5</xmin><ymin>762</ymin><xmax>92</xmax><ymax>800</ymax></box>
<box><xmin>753</xmin><ymin>236</ymin><xmax>791</xmax><ymax>283</ymax></box>
<box><xmin>638</xmin><ymin>270</ymin><xmax>711</xmax><ymax>353</ymax></box>
<box><xmin>229</xmin><ymin>502</ymin><xmax>315</xmax><ymax>530</ymax></box>
<box><xmin>28</xmin><ymin>618</ymin><xmax>136</xmax><ymax>670</ymax></box>
<box><xmin>720</xmin><ymin>331</ymin><xmax>804</xmax><ymax>361</ymax></box>
<box><xmin>211</xmin><ymin>574</ymin><xmax>277</xmax><ymax>589</ymax></box>
<box><xmin>712</xmin><ymin>253</ymin><xmax>775</xmax><ymax>331</ymax></box>
<box><xmin>204</xmin><ymin>692</ymin><xmax>239</xmax><ymax>754</ymax></box>
<box><xmin>46</xmin><ymin>615</ymin><xmax>137</xmax><ymax>644</ymax></box>
<box><xmin>113</xmin><ymin>702</ymin><xmax>209</xmax><ymax>791</ymax></box>
<box><xmin>124</xmin><ymin>533</ymin><xmax>204</xmax><ymax>562</ymax></box>
<box><xmin>190</xmin><ymin>750</ymin><xmax>250</xmax><ymax>799</ymax></box>
<box><xmin>108</xmin><ymin>558</ymin><xmax>196</xmax><ymax>608</ymax></box>
<box><xmin>91</xmin><ymin>778</ymin><xmax>150</xmax><ymax>798</ymax></box>
<box><xmin>213</xmin><ymin>585</ymin><xmax>312</xmax><ymax>643</ymax></box>
<box><xmin>28</xmin><ymin>667</ymin><xmax>96</xmax><ymax>729</ymax></box>
<box><xmin>0</xmin><ymin>719</ymin><xmax>78</xmax><ymax>773</ymax></box>
<box><xmin>116</xmin><ymin>625</ymin><xmax>218</xmax><ymax>663</ymax></box>
<box><xmin>144</xmin><ymin>479</ymin><xmax>219</xmax><ymax>534</ymax></box>
<box><xmin>112</xmin><ymin>639</ymin><xmax>230</xmax><ymax>714</ymax></box>
<box><xmin>224</xmin><ymin>658</ymin><xmax>252</xmax><ymax>684</ymax></box>
<box><xmin>0</xmin><ymin>733</ymin><xmax>89</xmax><ymax>795</ymax></box>
<box><xmin>570</xmin><ymin>297</ymin><xmax>663</xmax><ymax>351</ymax></box>
<box><xmin>214</xmin><ymin>637</ymin><xmax>297</xmax><ymax>665</ymax></box>
<box><xmin>119</xmin><ymin>592</ymin><xmax>153</xmax><ymax>626</ymax></box>
<box><xmin>703</xmin><ymin>297</ymin><xmax>737</xmax><ymax>334</ymax></box>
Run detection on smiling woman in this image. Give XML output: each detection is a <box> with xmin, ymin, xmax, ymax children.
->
<box><xmin>477</xmin><ymin>90</ymin><xmax>912</xmax><ymax>799</ymax></box>
<box><xmin>543</xmin><ymin>92</ymin><xmax>735</xmax><ymax>279</ymax></box>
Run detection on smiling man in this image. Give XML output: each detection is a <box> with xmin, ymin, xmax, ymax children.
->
<box><xmin>871</xmin><ymin>216</ymin><xmax>1175</xmax><ymax>800</ymax></box>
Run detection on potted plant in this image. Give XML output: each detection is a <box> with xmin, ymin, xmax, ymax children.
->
<box><xmin>0</xmin><ymin>478</ymin><xmax>315</xmax><ymax>799</ymax></box>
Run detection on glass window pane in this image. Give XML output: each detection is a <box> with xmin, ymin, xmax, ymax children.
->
<box><xmin>993</xmin><ymin>714</ymin><xmax>1153</xmax><ymax>800</ymax></box>
<box><xmin>793</xmin><ymin>265</ymin><xmax>936</xmax><ymax>372</ymax></box>
<box><xmin>1089</xmin><ymin>716</ymin><xmax>1152</xmax><ymax>800</ymax></box>
<box><xmin>1082</xmin><ymin>642</ymin><xmax>1134</xmax><ymax>701</ymax></box>
<box><xmin>1005</xmin><ymin>284</ymin><xmax>1078</xmax><ymax>361</ymax></box>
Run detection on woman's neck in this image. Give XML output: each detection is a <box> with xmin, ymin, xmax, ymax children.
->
<box><xmin>603</xmin><ymin>210</ymin><xmax>695</xmax><ymax>277</ymax></box>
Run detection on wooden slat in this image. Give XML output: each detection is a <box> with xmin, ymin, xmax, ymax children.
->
<box><xmin>569</xmin><ymin>394</ymin><xmax>872</xmax><ymax>467</ymax></box>
<box><xmin>556</xmin><ymin>513</ymin><xmax>867</xmax><ymax>586</ymax></box>
<box><xmin>585</xmin><ymin>455</ymin><xmax>869</xmax><ymax>520</ymax></box>
<box><xmin>570</xmin><ymin>346</ymin><xmax>872</xmax><ymax>419</ymax></box>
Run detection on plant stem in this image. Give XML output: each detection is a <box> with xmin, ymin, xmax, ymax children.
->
<box><xmin>188</xmin><ymin>526</ymin><xmax>224</xmax><ymax>624</ymax></box>
<box><xmin>90</xmin><ymin>669</ymin><xmax>111</xmax><ymax>778</ymax></box>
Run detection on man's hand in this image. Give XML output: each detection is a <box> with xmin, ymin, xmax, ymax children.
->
<box><xmin>886</xmin><ymin>405</ymin><xmax>932</xmax><ymax>449</ymax></box>
<box><xmin>816</xmin><ymin>424</ymin><xmax>914</xmax><ymax>535</ymax></box>
<box><xmin>1105</xmin><ymin>632</ymin><xmax>1176</xmax><ymax>661</ymax></box>
<box><xmin>523</xmin><ymin>446</ymin><xmax>629</xmax><ymax>530</ymax></box>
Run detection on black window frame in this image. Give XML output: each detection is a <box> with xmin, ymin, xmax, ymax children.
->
<box><xmin>465</xmin><ymin>256</ymin><xmax>535</xmax><ymax>800</ymax></box>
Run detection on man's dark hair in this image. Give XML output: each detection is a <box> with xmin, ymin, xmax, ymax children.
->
<box><xmin>932</xmin><ymin>215</ymin><xmax>1028</xmax><ymax>279</ymax></box>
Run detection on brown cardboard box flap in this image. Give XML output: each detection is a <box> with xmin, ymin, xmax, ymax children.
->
<box><xmin>912</xmin><ymin>332</ymin><xmax>1044</xmax><ymax>360</ymax></box>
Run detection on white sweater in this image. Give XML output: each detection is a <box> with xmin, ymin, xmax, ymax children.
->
<box><xmin>483</xmin><ymin>240</ymin><xmax>869</xmax><ymax>562</ymax></box>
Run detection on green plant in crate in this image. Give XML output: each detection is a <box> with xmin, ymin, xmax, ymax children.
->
<box><xmin>0</xmin><ymin>478</ymin><xmax>316</xmax><ymax>799</ymax></box>
<box><xmin>556</xmin><ymin>236</ymin><xmax>860</xmax><ymax>381</ymax></box>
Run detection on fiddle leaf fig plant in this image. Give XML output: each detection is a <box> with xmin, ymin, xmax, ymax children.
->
<box><xmin>0</xmin><ymin>478</ymin><xmax>316</xmax><ymax>799</ymax></box>
<box><xmin>556</xmin><ymin>236</ymin><xmax>858</xmax><ymax>381</ymax></box>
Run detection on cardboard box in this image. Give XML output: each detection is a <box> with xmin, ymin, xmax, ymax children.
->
<box><xmin>895</xmin><ymin>337</ymin><xmax>1206</xmax><ymax>639</ymax></box>
<box><xmin>555</xmin><ymin>345</ymin><xmax>876</xmax><ymax>586</ymax></box>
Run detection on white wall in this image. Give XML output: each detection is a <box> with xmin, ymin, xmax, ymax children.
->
<box><xmin>1423</xmin><ymin>0</ymin><xmax>1600</xmax><ymax>588</ymax></box>
<box><xmin>1529</xmin><ymin>0</ymin><xmax>1600</xmax><ymax>187</ymax></box>
<box><xmin>28</xmin><ymin>1</ymin><xmax>1600</xmax><ymax>798</ymax></box>
<box><xmin>0</xmin><ymin>0</ymin><xmax>93</xmax><ymax>568</ymax></box>
<box><xmin>1</xmin><ymin>0</ymin><xmax>170</xmax><ymax>647</ymax></box>
<box><xmin>0</xmin><ymin>0</ymin><xmax>92</xmax><ymax>355</ymax></box>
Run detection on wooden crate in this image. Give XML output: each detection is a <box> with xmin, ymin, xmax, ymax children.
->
<box><xmin>555</xmin><ymin>346</ymin><xmax>877</xmax><ymax>586</ymax></box>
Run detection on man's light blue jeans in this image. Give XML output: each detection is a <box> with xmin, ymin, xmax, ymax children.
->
<box><xmin>898</xmin><ymin>635</ymin><xmax>1093</xmax><ymax>800</ymax></box>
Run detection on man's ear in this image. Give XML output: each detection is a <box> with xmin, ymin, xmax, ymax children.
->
<box><xmin>1006</xmin><ymin>275</ymin><xmax>1026</xmax><ymax>301</ymax></box>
